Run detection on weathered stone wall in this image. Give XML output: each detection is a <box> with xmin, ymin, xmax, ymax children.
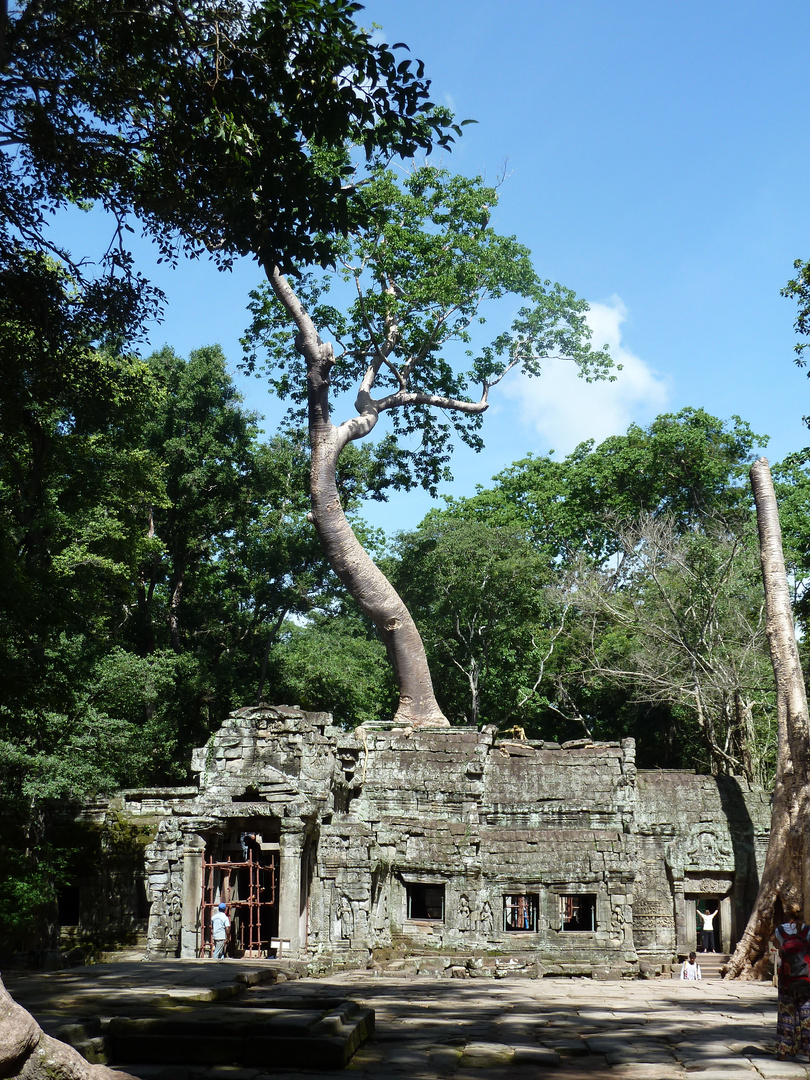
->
<box><xmin>634</xmin><ymin>770</ymin><xmax>771</xmax><ymax>960</ymax></box>
<box><xmin>142</xmin><ymin>819</ymin><xmax>185</xmax><ymax>957</ymax></box>
<box><xmin>79</xmin><ymin>706</ymin><xmax>772</xmax><ymax>977</ymax></box>
<box><xmin>317</xmin><ymin>728</ymin><xmax>639</xmax><ymax>975</ymax></box>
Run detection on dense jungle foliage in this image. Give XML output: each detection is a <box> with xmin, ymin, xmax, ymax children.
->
<box><xmin>3</xmin><ymin>0</ymin><xmax>810</xmax><ymax>954</ymax></box>
<box><xmin>2</xmin><ymin>335</ymin><xmax>808</xmax><ymax>944</ymax></box>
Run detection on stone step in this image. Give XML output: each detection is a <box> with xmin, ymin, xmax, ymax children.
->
<box><xmin>58</xmin><ymin>996</ymin><xmax>374</xmax><ymax>1072</ymax></box>
<box><xmin>673</xmin><ymin>953</ymin><xmax>731</xmax><ymax>979</ymax></box>
<box><xmin>98</xmin><ymin>949</ymin><xmax>148</xmax><ymax>964</ymax></box>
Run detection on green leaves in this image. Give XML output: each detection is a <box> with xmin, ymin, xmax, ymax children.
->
<box><xmin>393</xmin><ymin>517</ymin><xmax>554</xmax><ymax>727</ymax></box>
<box><xmin>395</xmin><ymin>408</ymin><xmax>775</xmax><ymax>774</ymax></box>
<box><xmin>269</xmin><ymin>610</ymin><xmax>396</xmax><ymax>728</ymax></box>
<box><xmin>783</xmin><ymin>258</ymin><xmax>810</xmax><ymax>373</ymax></box>
<box><xmin>452</xmin><ymin>408</ymin><xmax>767</xmax><ymax>565</ymax></box>
<box><xmin>244</xmin><ymin>164</ymin><xmax>611</xmax><ymax>494</ymax></box>
<box><xmin>2</xmin><ymin>0</ymin><xmax>459</xmax><ymax>283</ymax></box>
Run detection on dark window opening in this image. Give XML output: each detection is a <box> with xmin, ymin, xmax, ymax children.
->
<box><xmin>232</xmin><ymin>786</ymin><xmax>262</xmax><ymax>803</ymax></box>
<box><xmin>503</xmin><ymin>893</ymin><xmax>539</xmax><ymax>932</ymax></box>
<box><xmin>561</xmin><ymin>893</ymin><xmax>596</xmax><ymax>931</ymax></box>
<box><xmin>57</xmin><ymin>885</ymin><xmax>81</xmax><ymax>925</ymax></box>
<box><xmin>406</xmin><ymin>883</ymin><xmax>445</xmax><ymax>921</ymax></box>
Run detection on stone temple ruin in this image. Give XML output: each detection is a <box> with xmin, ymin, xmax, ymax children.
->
<box><xmin>82</xmin><ymin>705</ymin><xmax>771</xmax><ymax>977</ymax></box>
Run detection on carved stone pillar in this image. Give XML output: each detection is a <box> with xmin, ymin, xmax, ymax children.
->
<box><xmin>278</xmin><ymin>827</ymin><xmax>305</xmax><ymax>957</ymax></box>
<box><xmin>672</xmin><ymin>876</ymin><xmax>688</xmax><ymax>954</ymax></box>
<box><xmin>180</xmin><ymin>833</ymin><xmax>206</xmax><ymax>958</ymax></box>
<box><xmin>685</xmin><ymin>898</ymin><xmax>697</xmax><ymax>953</ymax></box>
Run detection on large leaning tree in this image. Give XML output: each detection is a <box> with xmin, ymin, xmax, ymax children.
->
<box><xmin>724</xmin><ymin>458</ymin><xmax>810</xmax><ymax>978</ymax></box>
<box><xmin>724</xmin><ymin>257</ymin><xmax>810</xmax><ymax>977</ymax></box>
<box><xmin>243</xmin><ymin>165</ymin><xmax>612</xmax><ymax>727</ymax></box>
<box><xmin>1</xmin><ymin>3</ymin><xmax>465</xmax><ymax>1073</ymax></box>
<box><xmin>1</xmin><ymin>1</ymin><xmax>611</xmax><ymax>728</ymax></box>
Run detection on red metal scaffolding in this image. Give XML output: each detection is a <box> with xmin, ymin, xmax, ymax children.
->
<box><xmin>200</xmin><ymin>849</ymin><xmax>278</xmax><ymax>957</ymax></box>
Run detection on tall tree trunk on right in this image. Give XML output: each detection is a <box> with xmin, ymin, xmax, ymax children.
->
<box><xmin>725</xmin><ymin>457</ymin><xmax>810</xmax><ymax>978</ymax></box>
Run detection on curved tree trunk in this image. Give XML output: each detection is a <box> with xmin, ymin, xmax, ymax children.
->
<box><xmin>310</xmin><ymin>417</ymin><xmax>448</xmax><ymax>727</ymax></box>
<box><xmin>268</xmin><ymin>266</ymin><xmax>448</xmax><ymax>728</ymax></box>
<box><xmin>725</xmin><ymin>457</ymin><xmax>810</xmax><ymax>978</ymax></box>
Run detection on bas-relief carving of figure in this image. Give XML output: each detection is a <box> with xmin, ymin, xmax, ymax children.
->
<box><xmin>169</xmin><ymin>893</ymin><xmax>182</xmax><ymax>941</ymax></box>
<box><xmin>480</xmin><ymin>900</ymin><xmax>494</xmax><ymax>936</ymax></box>
<box><xmin>686</xmin><ymin>828</ymin><xmax>732</xmax><ymax>868</ymax></box>
<box><xmin>611</xmin><ymin>903</ymin><xmax>626</xmax><ymax>936</ymax></box>
<box><xmin>353</xmin><ymin>899</ymin><xmax>369</xmax><ymax>938</ymax></box>
<box><xmin>458</xmin><ymin>894</ymin><xmax>471</xmax><ymax>931</ymax></box>
<box><xmin>336</xmin><ymin>893</ymin><xmax>354</xmax><ymax>940</ymax></box>
<box><xmin>635</xmin><ymin>858</ymin><xmax>673</xmax><ymax>915</ymax></box>
<box><xmin>375</xmin><ymin>886</ymin><xmax>389</xmax><ymax>930</ymax></box>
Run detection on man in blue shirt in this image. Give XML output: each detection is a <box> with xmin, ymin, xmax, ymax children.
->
<box><xmin>212</xmin><ymin>902</ymin><xmax>230</xmax><ymax>959</ymax></box>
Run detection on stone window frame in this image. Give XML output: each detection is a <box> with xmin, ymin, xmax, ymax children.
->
<box><xmin>400</xmin><ymin>874</ymin><xmax>447</xmax><ymax>923</ymax></box>
<box><xmin>558</xmin><ymin>892</ymin><xmax>598</xmax><ymax>932</ymax></box>
<box><xmin>502</xmin><ymin>892</ymin><xmax>539</xmax><ymax>933</ymax></box>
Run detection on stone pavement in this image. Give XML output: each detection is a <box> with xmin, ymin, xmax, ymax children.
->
<box><xmin>4</xmin><ymin>961</ymin><xmax>808</xmax><ymax>1080</ymax></box>
<box><xmin>4</xmin><ymin>958</ymin><xmax>297</xmax><ymax>1019</ymax></box>
<box><xmin>303</xmin><ymin>973</ymin><xmax>804</xmax><ymax>1080</ymax></box>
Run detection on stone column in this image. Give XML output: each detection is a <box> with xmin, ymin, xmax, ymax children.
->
<box><xmin>278</xmin><ymin>827</ymin><xmax>305</xmax><ymax>958</ymax></box>
<box><xmin>672</xmin><ymin>877</ymin><xmax>688</xmax><ymax>954</ymax></box>
<box><xmin>180</xmin><ymin>833</ymin><xmax>206</xmax><ymax>958</ymax></box>
<box><xmin>720</xmin><ymin>894</ymin><xmax>733</xmax><ymax>954</ymax></box>
<box><xmin>685</xmin><ymin>898</ymin><xmax>697</xmax><ymax>953</ymax></box>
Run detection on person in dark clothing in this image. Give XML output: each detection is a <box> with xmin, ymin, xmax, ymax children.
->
<box><xmin>773</xmin><ymin>906</ymin><xmax>810</xmax><ymax>1061</ymax></box>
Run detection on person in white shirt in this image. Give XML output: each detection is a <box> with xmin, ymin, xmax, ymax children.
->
<box><xmin>700</xmin><ymin>906</ymin><xmax>719</xmax><ymax>952</ymax></box>
<box><xmin>680</xmin><ymin>952</ymin><xmax>701</xmax><ymax>980</ymax></box>
<box><xmin>211</xmin><ymin>902</ymin><xmax>230</xmax><ymax>959</ymax></box>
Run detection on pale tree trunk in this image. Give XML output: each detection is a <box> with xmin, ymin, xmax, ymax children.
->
<box><xmin>268</xmin><ymin>266</ymin><xmax>448</xmax><ymax>728</ymax></box>
<box><xmin>167</xmin><ymin>567</ymin><xmax>184</xmax><ymax>653</ymax></box>
<box><xmin>454</xmin><ymin>655</ymin><xmax>480</xmax><ymax>727</ymax></box>
<box><xmin>733</xmin><ymin>690</ymin><xmax>757</xmax><ymax>786</ymax></box>
<box><xmin>725</xmin><ymin>457</ymin><xmax>810</xmax><ymax>978</ymax></box>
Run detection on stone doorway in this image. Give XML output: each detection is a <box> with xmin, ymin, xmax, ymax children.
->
<box><xmin>684</xmin><ymin>890</ymin><xmax>733</xmax><ymax>955</ymax></box>
<box><xmin>200</xmin><ymin>825</ymin><xmax>280</xmax><ymax>958</ymax></box>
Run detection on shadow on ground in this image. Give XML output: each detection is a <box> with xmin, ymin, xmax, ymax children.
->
<box><xmin>4</xmin><ymin>963</ymin><xmax>801</xmax><ymax>1080</ymax></box>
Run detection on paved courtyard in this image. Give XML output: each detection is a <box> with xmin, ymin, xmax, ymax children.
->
<box><xmin>4</xmin><ymin>961</ymin><xmax>806</xmax><ymax>1080</ymax></box>
<box><xmin>309</xmin><ymin>972</ymin><xmax>801</xmax><ymax>1080</ymax></box>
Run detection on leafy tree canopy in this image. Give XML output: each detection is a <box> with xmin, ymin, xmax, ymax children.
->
<box><xmin>244</xmin><ymin>164</ymin><xmax>612</xmax><ymax>497</ymax></box>
<box><xmin>444</xmin><ymin>408</ymin><xmax>767</xmax><ymax>563</ymax></box>
<box><xmin>2</xmin><ymin>0</ymin><xmax>461</xmax><ymax>333</ymax></box>
<box><xmin>392</xmin><ymin>518</ymin><xmax>553</xmax><ymax>728</ymax></box>
<box><xmin>269</xmin><ymin>607</ymin><xmax>396</xmax><ymax>728</ymax></box>
<box><xmin>394</xmin><ymin>409</ymin><xmax>775</xmax><ymax>775</ymax></box>
<box><xmin>783</xmin><ymin>258</ymin><xmax>810</xmax><ymax>391</ymax></box>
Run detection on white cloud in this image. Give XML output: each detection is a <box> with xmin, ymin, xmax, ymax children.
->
<box><xmin>500</xmin><ymin>296</ymin><xmax>670</xmax><ymax>455</ymax></box>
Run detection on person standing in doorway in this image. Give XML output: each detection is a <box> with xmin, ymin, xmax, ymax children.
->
<box><xmin>212</xmin><ymin>902</ymin><xmax>230</xmax><ymax>959</ymax></box>
<box><xmin>699</xmin><ymin>904</ymin><xmax>719</xmax><ymax>952</ymax></box>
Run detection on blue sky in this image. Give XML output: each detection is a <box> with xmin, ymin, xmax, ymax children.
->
<box><xmin>84</xmin><ymin>1</ymin><xmax>810</xmax><ymax>533</ymax></box>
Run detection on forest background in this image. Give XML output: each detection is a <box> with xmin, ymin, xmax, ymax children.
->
<box><xmin>4</xmin><ymin>0</ymin><xmax>810</xmax><ymax>946</ymax></box>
